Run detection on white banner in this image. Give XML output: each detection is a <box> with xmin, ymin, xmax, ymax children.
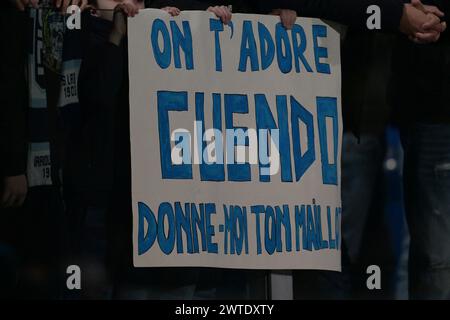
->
<box><xmin>128</xmin><ymin>9</ymin><xmax>342</xmax><ymax>270</ymax></box>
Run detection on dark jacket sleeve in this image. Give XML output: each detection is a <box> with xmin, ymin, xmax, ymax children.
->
<box><xmin>146</xmin><ymin>0</ymin><xmax>257</xmax><ymax>12</ymax></box>
<box><xmin>78</xmin><ymin>24</ymin><xmax>125</xmax><ymax>115</ymax></box>
<box><xmin>147</xmin><ymin>0</ymin><xmax>216</xmax><ymax>10</ymax></box>
<box><xmin>264</xmin><ymin>0</ymin><xmax>405</xmax><ymax>31</ymax></box>
<box><xmin>68</xmin><ymin>17</ymin><xmax>126</xmax><ymax>195</ymax></box>
<box><xmin>0</xmin><ymin>7</ymin><xmax>28</xmax><ymax>178</ymax></box>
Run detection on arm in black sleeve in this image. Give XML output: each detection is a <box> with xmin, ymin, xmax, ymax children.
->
<box><xmin>0</xmin><ymin>8</ymin><xmax>28</xmax><ymax>178</ymax></box>
<box><xmin>263</xmin><ymin>0</ymin><xmax>405</xmax><ymax>32</ymax></box>
<box><xmin>147</xmin><ymin>0</ymin><xmax>227</xmax><ymax>11</ymax></box>
<box><xmin>146</xmin><ymin>0</ymin><xmax>177</xmax><ymax>9</ymax></box>
<box><xmin>146</xmin><ymin>0</ymin><xmax>202</xmax><ymax>10</ymax></box>
<box><xmin>78</xmin><ymin>19</ymin><xmax>126</xmax><ymax>115</ymax></box>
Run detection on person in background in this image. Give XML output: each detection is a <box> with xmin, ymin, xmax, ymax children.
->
<box><xmin>70</xmin><ymin>0</ymin><xmax>232</xmax><ymax>299</ymax></box>
<box><xmin>1</xmin><ymin>3</ymin><xmax>29</xmax><ymax>210</ymax></box>
<box><xmin>294</xmin><ymin>28</ymin><xmax>399</xmax><ymax>299</ymax></box>
<box><xmin>0</xmin><ymin>1</ymin><xmax>29</xmax><ymax>299</ymax></box>
<box><xmin>6</xmin><ymin>0</ymin><xmax>90</xmax><ymax>299</ymax></box>
<box><xmin>266</xmin><ymin>0</ymin><xmax>446</xmax><ymax>43</ymax></box>
<box><xmin>262</xmin><ymin>0</ymin><xmax>450</xmax><ymax>300</ymax></box>
<box><xmin>390</xmin><ymin>0</ymin><xmax>450</xmax><ymax>300</ymax></box>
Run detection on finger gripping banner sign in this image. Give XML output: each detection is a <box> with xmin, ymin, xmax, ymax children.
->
<box><xmin>128</xmin><ymin>9</ymin><xmax>342</xmax><ymax>270</ymax></box>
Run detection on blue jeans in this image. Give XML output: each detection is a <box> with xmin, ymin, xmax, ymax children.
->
<box><xmin>402</xmin><ymin>123</ymin><xmax>450</xmax><ymax>299</ymax></box>
<box><xmin>294</xmin><ymin>132</ymin><xmax>385</xmax><ymax>299</ymax></box>
<box><xmin>341</xmin><ymin>133</ymin><xmax>384</xmax><ymax>264</ymax></box>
